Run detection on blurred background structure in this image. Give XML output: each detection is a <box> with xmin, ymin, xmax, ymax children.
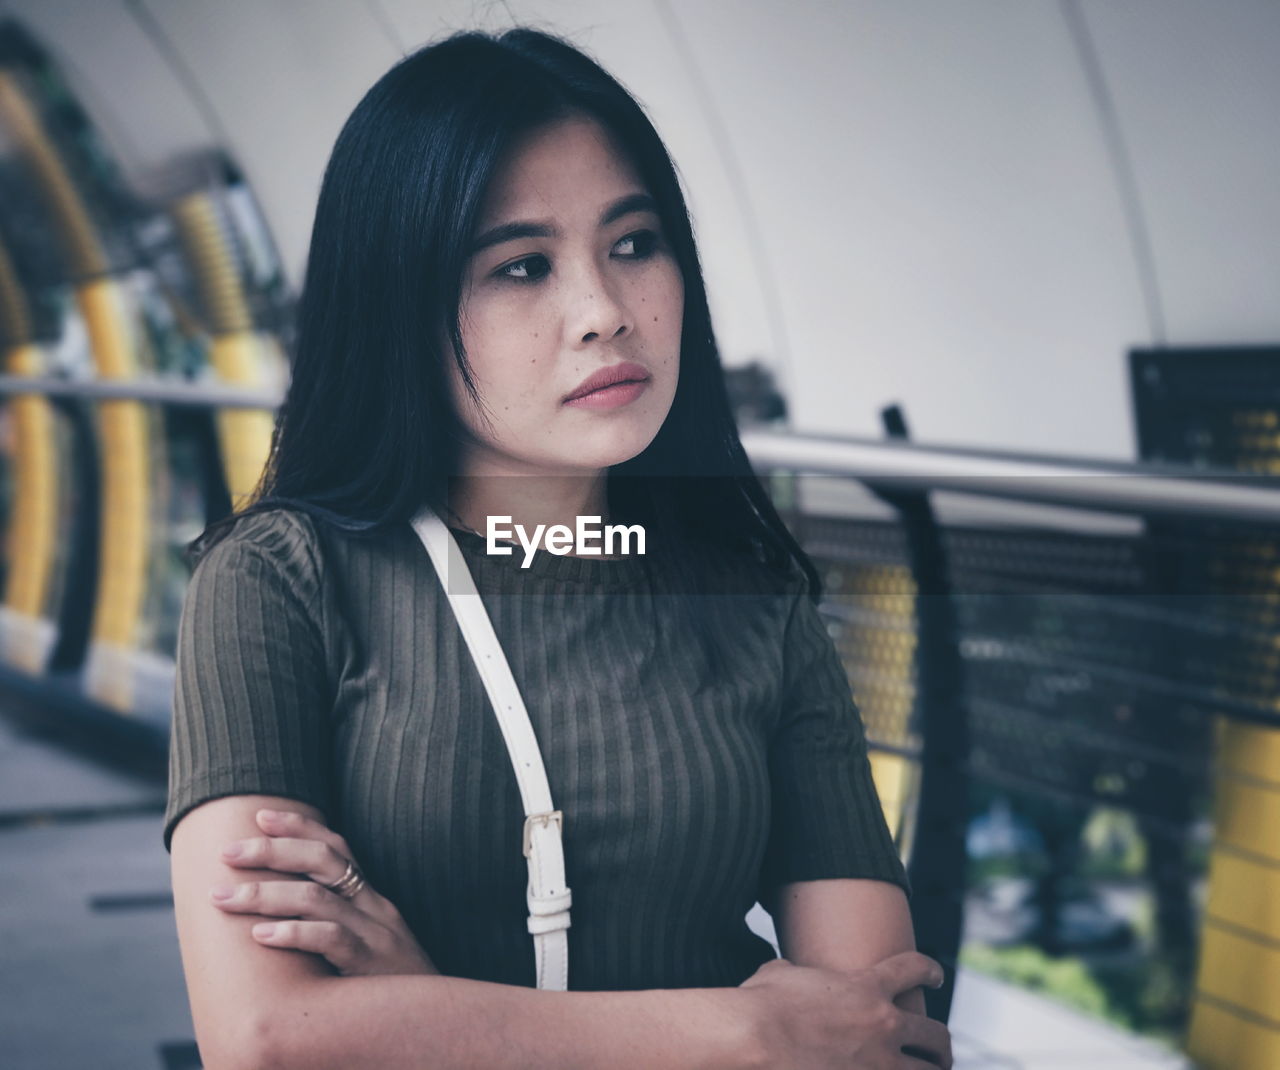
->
<box><xmin>0</xmin><ymin>2</ymin><xmax>1277</xmax><ymax>1068</ymax></box>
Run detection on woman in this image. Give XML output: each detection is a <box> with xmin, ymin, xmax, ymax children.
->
<box><xmin>165</xmin><ymin>27</ymin><xmax>952</xmax><ymax>1070</ymax></box>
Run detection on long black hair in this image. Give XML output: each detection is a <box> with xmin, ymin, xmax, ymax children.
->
<box><xmin>191</xmin><ymin>28</ymin><xmax>821</xmax><ymax>636</ymax></box>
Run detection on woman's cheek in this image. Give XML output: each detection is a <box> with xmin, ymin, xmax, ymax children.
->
<box><xmin>650</xmin><ymin>263</ymin><xmax>684</xmax><ymax>336</ymax></box>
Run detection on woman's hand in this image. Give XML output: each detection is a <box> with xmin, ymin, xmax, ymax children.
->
<box><xmin>737</xmin><ymin>952</ymin><xmax>952</xmax><ymax>1069</ymax></box>
<box><xmin>210</xmin><ymin>808</ymin><xmax>440</xmax><ymax>978</ymax></box>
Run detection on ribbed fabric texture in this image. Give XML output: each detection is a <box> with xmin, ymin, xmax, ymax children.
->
<box><xmin>164</xmin><ymin>507</ymin><xmax>909</xmax><ymax>991</ymax></box>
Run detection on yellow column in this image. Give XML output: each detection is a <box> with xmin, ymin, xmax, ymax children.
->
<box><xmin>1187</xmin><ymin>718</ymin><xmax>1280</xmax><ymax>1067</ymax></box>
<box><xmin>78</xmin><ymin>279</ymin><xmax>151</xmax><ymax>711</ymax></box>
<box><xmin>0</xmin><ymin>70</ymin><xmax>156</xmax><ymax>709</ymax></box>
<box><xmin>170</xmin><ymin>193</ymin><xmax>275</xmax><ymax>510</ymax></box>
<box><xmin>0</xmin><ymin>226</ymin><xmax>59</xmax><ymax>672</ymax></box>
<box><xmin>836</xmin><ymin>562</ymin><xmax>920</xmax><ymax>853</ymax></box>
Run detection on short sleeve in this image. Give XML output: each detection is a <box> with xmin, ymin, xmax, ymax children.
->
<box><xmin>162</xmin><ymin>515</ymin><xmax>333</xmax><ymax>851</ymax></box>
<box><xmin>757</xmin><ymin>578</ymin><xmax>912</xmax><ymax>909</ymax></box>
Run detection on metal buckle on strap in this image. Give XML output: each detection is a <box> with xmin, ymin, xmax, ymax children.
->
<box><xmin>522</xmin><ymin>810</ymin><xmax>563</xmax><ymax>858</ymax></box>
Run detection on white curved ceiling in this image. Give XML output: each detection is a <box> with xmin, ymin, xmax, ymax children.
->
<box><xmin>3</xmin><ymin>0</ymin><xmax>1278</xmax><ymax>459</ymax></box>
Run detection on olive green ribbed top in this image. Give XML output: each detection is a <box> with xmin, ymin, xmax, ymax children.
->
<box><xmin>163</xmin><ymin>506</ymin><xmax>909</xmax><ymax>992</ymax></box>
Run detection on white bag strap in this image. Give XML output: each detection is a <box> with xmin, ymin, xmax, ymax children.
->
<box><xmin>410</xmin><ymin>505</ymin><xmax>571</xmax><ymax>991</ymax></box>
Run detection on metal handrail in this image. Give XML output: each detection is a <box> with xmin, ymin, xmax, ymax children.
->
<box><xmin>0</xmin><ymin>373</ymin><xmax>280</xmax><ymax>410</ymax></box>
<box><xmin>740</xmin><ymin>427</ymin><xmax>1280</xmax><ymax>525</ymax></box>
<box><xmin>3</xmin><ymin>374</ymin><xmax>1278</xmax><ymax>524</ymax></box>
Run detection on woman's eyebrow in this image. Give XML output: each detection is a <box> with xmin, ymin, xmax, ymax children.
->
<box><xmin>599</xmin><ymin>192</ymin><xmax>658</xmax><ymax>225</ymax></box>
<box><xmin>470</xmin><ymin>220</ymin><xmax>554</xmax><ymax>255</ymax></box>
<box><xmin>470</xmin><ymin>193</ymin><xmax>660</xmax><ymax>256</ymax></box>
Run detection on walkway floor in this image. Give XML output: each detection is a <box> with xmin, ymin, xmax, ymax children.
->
<box><xmin>1</xmin><ymin>701</ymin><xmax>1194</xmax><ymax>1069</ymax></box>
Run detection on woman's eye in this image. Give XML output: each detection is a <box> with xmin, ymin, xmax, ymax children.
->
<box><xmin>491</xmin><ymin>233</ymin><xmax>658</xmax><ymax>282</ymax></box>
<box><xmin>497</xmin><ymin>254</ymin><xmax>551</xmax><ymax>282</ymax></box>
<box><xmin>613</xmin><ymin>230</ymin><xmax>659</xmax><ymax>258</ymax></box>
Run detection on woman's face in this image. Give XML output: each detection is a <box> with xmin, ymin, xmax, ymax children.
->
<box><xmin>448</xmin><ymin>115</ymin><xmax>684</xmax><ymax>477</ymax></box>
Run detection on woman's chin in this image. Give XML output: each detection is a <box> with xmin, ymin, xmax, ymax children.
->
<box><xmin>566</xmin><ymin>420</ymin><xmax>664</xmax><ymax>469</ymax></box>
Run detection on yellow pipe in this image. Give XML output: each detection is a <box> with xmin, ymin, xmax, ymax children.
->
<box><xmin>1210</xmin><ymin>764</ymin><xmax>1280</xmax><ymax>861</ymax></box>
<box><xmin>0</xmin><ymin>231</ymin><xmax>60</xmax><ymax>671</ymax></box>
<box><xmin>1194</xmin><ymin>920</ymin><xmax>1280</xmax><ymax>1030</ymax></box>
<box><xmin>209</xmin><ymin>334</ymin><xmax>276</xmax><ymax>511</ymax></box>
<box><xmin>0</xmin><ymin>70</ymin><xmax>153</xmax><ymax>709</ymax></box>
<box><xmin>0</xmin><ymin>73</ymin><xmax>107</xmax><ymax>276</ymax></box>
<box><xmin>1188</xmin><ymin>999</ymin><xmax>1280</xmax><ymax>1068</ymax></box>
<box><xmin>1215</xmin><ymin>719</ymin><xmax>1280</xmax><ymax>786</ymax></box>
<box><xmin>1187</xmin><ymin>716</ymin><xmax>1280</xmax><ymax>1067</ymax></box>
<box><xmin>1202</xmin><ymin>850</ymin><xmax>1280</xmax><ymax>945</ymax></box>
<box><xmin>76</xmin><ymin>280</ymin><xmax>150</xmax><ymax>668</ymax></box>
<box><xmin>170</xmin><ymin>193</ymin><xmax>274</xmax><ymax>510</ymax></box>
<box><xmin>2</xmin><ymin>344</ymin><xmax>58</xmax><ymax>615</ymax></box>
<box><xmin>836</xmin><ymin>563</ymin><xmax>920</xmax><ymax>852</ymax></box>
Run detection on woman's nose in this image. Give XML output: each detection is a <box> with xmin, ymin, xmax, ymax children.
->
<box><xmin>566</xmin><ymin>270</ymin><xmax>631</xmax><ymax>348</ymax></box>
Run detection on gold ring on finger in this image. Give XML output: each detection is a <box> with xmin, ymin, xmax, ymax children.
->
<box><xmin>322</xmin><ymin>860</ymin><xmax>367</xmax><ymax>900</ymax></box>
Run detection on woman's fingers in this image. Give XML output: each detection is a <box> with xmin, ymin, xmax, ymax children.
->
<box><xmin>210</xmin><ymin>877</ymin><xmax>357</xmax><ymax>922</ymax></box>
<box><xmin>219</xmin><ymin>835</ymin><xmax>400</xmax><ymax>925</ymax></box>
<box><xmin>254</xmin><ymin>808</ymin><xmax>353</xmax><ymax>860</ymax></box>
<box><xmin>873</xmin><ymin>950</ymin><xmax>945</xmax><ymax>999</ymax></box>
<box><xmin>900</xmin><ymin>1015</ymin><xmax>953</xmax><ymax>1069</ymax></box>
<box><xmin>221</xmin><ymin>834</ymin><xmax>346</xmax><ymax>885</ymax></box>
<box><xmin>215</xmin><ymin>880</ymin><xmax>436</xmax><ymax>978</ymax></box>
<box><xmin>218</xmin><ymin>812</ymin><xmax>403</xmax><ymax>927</ymax></box>
<box><xmin>210</xmin><ymin>813</ymin><xmax>435</xmax><ymax>978</ymax></box>
<box><xmin>250</xmin><ymin>919</ymin><xmax>371</xmax><ymax>974</ymax></box>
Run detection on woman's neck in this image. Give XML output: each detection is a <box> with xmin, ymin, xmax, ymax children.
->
<box><xmin>445</xmin><ymin>471</ymin><xmax>612</xmax><ymax>546</ymax></box>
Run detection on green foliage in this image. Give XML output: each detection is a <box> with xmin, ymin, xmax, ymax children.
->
<box><xmin>967</xmin><ymin>853</ymin><xmax>1043</xmax><ymax>882</ymax></box>
<box><xmin>1079</xmin><ymin>807</ymin><xmax>1147</xmax><ymax>879</ymax></box>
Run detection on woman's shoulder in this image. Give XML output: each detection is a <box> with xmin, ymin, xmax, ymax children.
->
<box><xmin>191</xmin><ymin>505</ymin><xmax>326</xmax><ymax>588</ymax></box>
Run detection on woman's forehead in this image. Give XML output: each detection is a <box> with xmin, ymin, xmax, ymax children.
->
<box><xmin>476</xmin><ymin>116</ymin><xmax>647</xmax><ymax>228</ymax></box>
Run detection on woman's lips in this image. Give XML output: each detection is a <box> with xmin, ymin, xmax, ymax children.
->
<box><xmin>563</xmin><ymin>360</ymin><xmax>651</xmax><ymax>403</ymax></box>
<box><xmin>562</xmin><ymin>377</ymin><xmax>650</xmax><ymax>410</ymax></box>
